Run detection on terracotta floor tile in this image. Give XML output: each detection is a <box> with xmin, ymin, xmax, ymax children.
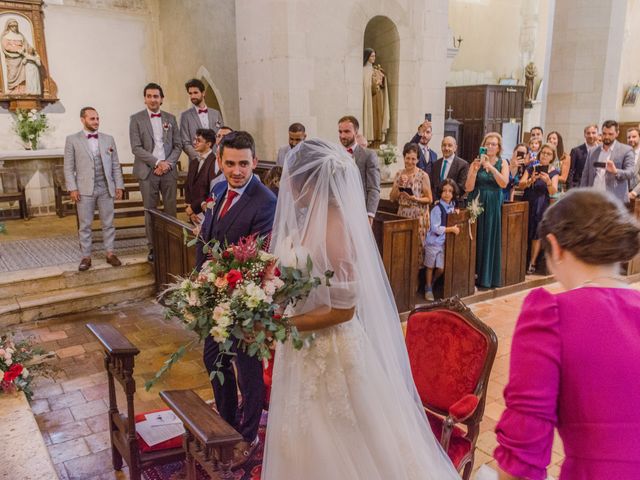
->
<box><xmin>48</xmin><ymin>420</ymin><xmax>92</xmax><ymax>444</ymax></box>
<box><xmin>36</xmin><ymin>407</ymin><xmax>75</xmax><ymax>430</ymax></box>
<box><xmin>49</xmin><ymin>389</ymin><xmax>87</xmax><ymax>411</ymax></box>
<box><xmin>63</xmin><ymin>449</ymin><xmax>113</xmax><ymax>480</ymax></box>
<box><xmin>62</xmin><ymin>375</ymin><xmax>99</xmax><ymax>393</ymax></box>
<box><xmin>39</xmin><ymin>330</ymin><xmax>69</xmax><ymax>342</ymax></box>
<box><xmin>82</xmin><ymin>383</ymin><xmax>109</xmax><ymax>402</ymax></box>
<box><xmin>48</xmin><ymin>437</ymin><xmax>90</xmax><ymax>464</ymax></box>
<box><xmin>70</xmin><ymin>398</ymin><xmax>109</xmax><ymax>421</ymax></box>
<box><xmin>31</xmin><ymin>382</ymin><xmax>64</xmax><ymax>399</ymax></box>
<box><xmin>57</xmin><ymin>345</ymin><xmax>86</xmax><ymax>358</ymax></box>
<box><xmin>85</xmin><ymin>430</ymin><xmax>111</xmax><ymax>453</ymax></box>
<box><xmin>85</xmin><ymin>414</ymin><xmax>109</xmax><ymax>434</ymax></box>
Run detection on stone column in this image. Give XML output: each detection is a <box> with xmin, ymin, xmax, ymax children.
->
<box><xmin>545</xmin><ymin>0</ymin><xmax>628</xmax><ymax>148</ymax></box>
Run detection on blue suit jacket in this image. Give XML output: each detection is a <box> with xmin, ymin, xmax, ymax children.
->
<box><xmin>409</xmin><ymin>133</ymin><xmax>437</xmax><ymax>174</ymax></box>
<box><xmin>196</xmin><ymin>175</ymin><xmax>277</xmax><ymax>269</ymax></box>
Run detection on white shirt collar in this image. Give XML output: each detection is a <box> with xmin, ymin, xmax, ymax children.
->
<box><xmin>444</xmin><ymin>154</ymin><xmax>455</xmax><ymax>162</ymax></box>
<box><xmin>194</xmin><ymin>104</ymin><xmax>208</xmax><ymax>112</ymax></box>
<box><xmin>147</xmin><ymin>108</ymin><xmax>161</xmax><ymax>117</ymax></box>
<box><xmin>226</xmin><ymin>174</ymin><xmax>253</xmax><ymax>196</ymax></box>
<box><xmin>199</xmin><ymin>149</ymin><xmax>212</xmax><ymax>159</ymax></box>
<box><xmin>83</xmin><ymin>129</ymin><xmax>98</xmax><ymax>137</ymax></box>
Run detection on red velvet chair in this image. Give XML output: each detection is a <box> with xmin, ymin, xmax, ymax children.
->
<box><xmin>405</xmin><ymin>297</ymin><xmax>498</xmax><ymax>479</ymax></box>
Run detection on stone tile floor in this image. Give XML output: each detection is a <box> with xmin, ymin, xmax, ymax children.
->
<box><xmin>14</xmin><ymin>281</ymin><xmax>640</xmax><ymax>479</ymax></box>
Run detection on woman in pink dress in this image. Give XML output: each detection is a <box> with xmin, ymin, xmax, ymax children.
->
<box><xmin>494</xmin><ymin>188</ymin><xmax>640</xmax><ymax>480</ymax></box>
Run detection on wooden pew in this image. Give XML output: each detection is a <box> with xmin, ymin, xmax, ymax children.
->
<box><xmin>373</xmin><ymin>211</ymin><xmax>419</xmax><ymax>313</ymax></box>
<box><xmin>500</xmin><ymin>201</ymin><xmax>529</xmax><ymax>286</ymax></box>
<box><xmin>442</xmin><ymin>209</ymin><xmax>477</xmax><ymax>298</ymax></box>
<box><xmin>87</xmin><ymin>323</ymin><xmax>184</xmax><ymax>480</ymax></box>
<box><xmin>625</xmin><ymin>198</ymin><xmax>640</xmax><ymax>276</ymax></box>
<box><xmin>149</xmin><ymin>209</ymin><xmax>197</xmax><ymax>291</ymax></box>
<box><xmin>160</xmin><ymin>390</ymin><xmax>242</xmax><ymax>480</ymax></box>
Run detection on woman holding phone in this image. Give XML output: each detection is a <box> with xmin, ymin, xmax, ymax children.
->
<box><xmin>518</xmin><ymin>143</ymin><xmax>559</xmax><ymax>274</ymax></box>
<box><xmin>465</xmin><ymin>132</ymin><xmax>510</xmax><ymax>288</ymax></box>
<box><xmin>390</xmin><ymin>142</ymin><xmax>433</xmax><ymax>278</ymax></box>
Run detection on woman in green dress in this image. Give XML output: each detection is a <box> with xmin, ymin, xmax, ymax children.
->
<box><xmin>465</xmin><ymin>132</ymin><xmax>510</xmax><ymax>288</ymax></box>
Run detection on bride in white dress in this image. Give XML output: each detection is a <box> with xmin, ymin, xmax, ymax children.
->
<box><xmin>262</xmin><ymin>139</ymin><xmax>460</xmax><ymax>479</ymax></box>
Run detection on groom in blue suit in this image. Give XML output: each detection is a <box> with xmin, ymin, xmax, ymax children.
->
<box><xmin>197</xmin><ymin>131</ymin><xmax>276</xmax><ymax>466</ymax></box>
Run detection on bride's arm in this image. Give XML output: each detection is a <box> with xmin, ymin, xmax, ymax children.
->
<box><xmin>291</xmin><ymin>306</ymin><xmax>356</xmax><ymax>332</ymax></box>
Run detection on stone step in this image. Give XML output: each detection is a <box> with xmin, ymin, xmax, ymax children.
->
<box><xmin>0</xmin><ymin>275</ymin><xmax>156</xmax><ymax>328</ymax></box>
<box><xmin>0</xmin><ymin>254</ymin><xmax>152</xmax><ymax>300</ymax></box>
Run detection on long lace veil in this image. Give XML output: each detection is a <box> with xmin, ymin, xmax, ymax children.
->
<box><xmin>270</xmin><ymin>139</ymin><xmax>458</xmax><ymax>477</ymax></box>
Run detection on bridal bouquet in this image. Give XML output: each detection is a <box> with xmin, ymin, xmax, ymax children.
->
<box><xmin>1</xmin><ymin>334</ymin><xmax>56</xmax><ymax>400</ymax></box>
<box><xmin>146</xmin><ymin>234</ymin><xmax>332</xmax><ymax>390</ymax></box>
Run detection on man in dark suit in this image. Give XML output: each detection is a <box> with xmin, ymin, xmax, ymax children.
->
<box><xmin>129</xmin><ymin>82</ymin><xmax>182</xmax><ymax>261</ymax></box>
<box><xmin>184</xmin><ymin>128</ymin><xmax>220</xmax><ymax>225</ymax></box>
<box><xmin>337</xmin><ymin>115</ymin><xmax>380</xmax><ymax>224</ymax></box>
<box><xmin>196</xmin><ymin>131</ymin><xmax>276</xmax><ymax>466</ymax></box>
<box><xmin>429</xmin><ymin>136</ymin><xmax>469</xmax><ymax>197</ymax></box>
<box><xmin>180</xmin><ymin>78</ymin><xmax>224</xmax><ymax>163</ymax></box>
<box><xmin>569</xmin><ymin>124</ymin><xmax>599</xmax><ymax>189</ymax></box>
<box><xmin>409</xmin><ymin>121</ymin><xmax>437</xmax><ymax>173</ymax></box>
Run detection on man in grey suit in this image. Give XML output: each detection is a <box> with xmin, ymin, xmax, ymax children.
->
<box><xmin>129</xmin><ymin>82</ymin><xmax>182</xmax><ymax>261</ymax></box>
<box><xmin>180</xmin><ymin>78</ymin><xmax>224</xmax><ymax>163</ymax></box>
<box><xmin>581</xmin><ymin>119</ymin><xmax>635</xmax><ymax>204</ymax></box>
<box><xmin>338</xmin><ymin>115</ymin><xmax>380</xmax><ymax>224</ymax></box>
<box><xmin>64</xmin><ymin>107</ymin><xmax>124</xmax><ymax>271</ymax></box>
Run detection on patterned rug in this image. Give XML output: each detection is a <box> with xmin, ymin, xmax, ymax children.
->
<box><xmin>0</xmin><ymin>234</ymin><xmax>146</xmax><ymax>272</ymax></box>
<box><xmin>142</xmin><ymin>412</ymin><xmax>266</xmax><ymax>480</ymax></box>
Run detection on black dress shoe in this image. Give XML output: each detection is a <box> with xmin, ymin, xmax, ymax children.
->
<box><xmin>147</xmin><ymin>250</ymin><xmax>154</xmax><ymax>262</ymax></box>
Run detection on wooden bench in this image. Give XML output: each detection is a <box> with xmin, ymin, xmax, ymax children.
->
<box><xmin>160</xmin><ymin>390</ymin><xmax>243</xmax><ymax>480</ymax></box>
<box><xmin>87</xmin><ymin>323</ymin><xmax>184</xmax><ymax>480</ymax></box>
<box><xmin>0</xmin><ymin>168</ymin><xmax>28</xmax><ymax>220</ymax></box>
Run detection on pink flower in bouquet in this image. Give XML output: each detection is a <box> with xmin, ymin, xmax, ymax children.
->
<box><xmin>263</xmin><ymin>261</ymin><xmax>281</xmax><ymax>281</ymax></box>
<box><xmin>4</xmin><ymin>363</ymin><xmax>23</xmax><ymax>383</ymax></box>
<box><xmin>232</xmin><ymin>234</ymin><xmax>258</xmax><ymax>263</ymax></box>
<box><xmin>225</xmin><ymin>269</ymin><xmax>243</xmax><ymax>289</ymax></box>
<box><xmin>214</xmin><ymin>275</ymin><xmax>228</xmax><ymax>289</ymax></box>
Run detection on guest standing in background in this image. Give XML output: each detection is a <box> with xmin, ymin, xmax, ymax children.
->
<box><xmin>429</xmin><ymin>136</ymin><xmax>469</xmax><ymax>197</ymax></box>
<box><xmin>184</xmin><ymin>128</ymin><xmax>219</xmax><ymax>225</ymax></box>
<box><xmin>180</xmin><ymin>78</ymin><xmax>223</xmax><ymax>164</ymax></box>
<box><xmin>129</xmin><ymin>82</ymin><xmax>181</xmax><ymax>262</ymax></box>
<box><xmin>568</xmin><ymin>124</ymin><xmax>599</xmax><ymax>189</ymax></box>
<box><xmin>276</xmin><ymin>123</ymin><xmax>306</xmax><ymax>166</ymax></box>
<box><xmin>410</xmin><ymin>121</ymin><xmax>437</xmax><ymax>174</ymax></box>
<box><xmin>390</xmin><ymin>142</ymin><xmax>433</xmax><ymax>293</ymax></box>
<box><xmin>465</xmin><ymin>132</ymin><xmax>510</xmax><ymax>288</ymax></box>
<box><xmin>263</xmin><ymin>166</ymin><xmax>283</xmax><ymax>197</ymax></box>
<box><xmin>507</xmin><ymin>143</ymin><xmax>529</xmax><ymax>201</ymax></box>
<box><xmin>546</xmin><ymin>131</ymin><xmax>570</xmax><ymax>191</ymax></box>
<box><xmin>494</xmin><ymin>188</ymin><xmax>640</xmax><ymax>480</ymax></box>
<box><xmin>518</xmin><ymin>143</ymin><xmax>559</xmax><ymax>274</ymax></box>
<box><xmin>64</xmin><ymin>107</ymin><xmax>124</xmax><ymax>271</ymax></box>
<box><xmin>626</xmin><ymin>126</ymin><xmax>640</xmax><ymax>194</ymax></box>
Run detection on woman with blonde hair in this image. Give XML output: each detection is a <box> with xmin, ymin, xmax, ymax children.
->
<box><xmin>465</xmin><ymin>132</ymin><xmax>510</xmax><ymax>288</ymax></box>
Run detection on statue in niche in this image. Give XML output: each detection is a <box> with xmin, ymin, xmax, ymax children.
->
<box><xmin>524</xmin><ymin>61</ymin><xmax>538</xmax><ymax>107</ymax></box>
<box><xmin>1</xmin><ymin>18</ymin><xmax>42</xmax><ymax>95</ymax></box>
<box><xmin>363</xmin><ymin>48</ymin><xmax>390</xmax><ymax>145</ymax></box>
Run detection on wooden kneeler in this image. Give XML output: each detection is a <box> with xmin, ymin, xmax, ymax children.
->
<box><xmin>87</xmin><ymin>323</ymin><xmax>184</xmax><ymax>480</ymax></box>
<box><xmin>160</xmin><ymin>389</ymin><xmax>243</xmax><ymax>480</ymax></box>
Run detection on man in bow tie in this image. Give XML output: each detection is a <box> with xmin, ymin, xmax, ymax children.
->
<box><xmin>338</xmin><ymin>115</ymin><xmax>380</xmax><ymax>224</ymax></box>
<box><xmin>180</xmin><ymin>78</ymin><xmax>224</xmax><ymax>166</ymax></box>
<box><xmin>129</xmin><ymin>82</ymin><xmax>182</xmax><ymax>261</ymax></box>
<box><xmin>64</xmin><ymin>107</ymin><xmax>124</xmax><ymax>271</ymax></box>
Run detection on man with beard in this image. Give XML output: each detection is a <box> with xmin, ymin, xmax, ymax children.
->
<box><xmin>180</xmin><ymin>78</ymin><xmax>224</xmax><ymax>164</ymax></box>
<box><xmin>580</xmin><ymin>120</ymin><xmax>635</xmax><ymax>204</ymax></box>
<box><xmin>338</xmin><ymin>115</ymin><xmax>380</xmax><ymax>224</ymax></box>
<box><xmin>276</xmin><ymin>123</ymin><xmax>307</xmax><ymax>166</ymax></box>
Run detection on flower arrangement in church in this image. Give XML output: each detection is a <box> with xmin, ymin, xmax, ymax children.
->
<box><xmin>145</xmin><ymin>234</ymin><xmax>332</xmax><ymax>390</ymax></box>
<box><xmin>0</xmin><ymin>334</ymin><xmax>56</xmax><ymax>400</ymax></box>
<box><xmin>466</xmin><ymin>197</ymin><xmax>485</xmax><ymax>240</ymax></box>
<box><xmin>377</xmin><ymin>143</ymin><xmax>398</xmax><ymax>166</ymax></box>
<box><xmin>12</xmin><ymin>109</ymin><xmax>49</xmax><ymax>150</ymax></box>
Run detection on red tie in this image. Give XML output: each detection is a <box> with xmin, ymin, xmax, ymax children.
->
<box><xmin>347</xmin><ymin>147</ymin><xmax>353</xmax><ymax>155</ymax></box>
<box><xmin>219</xmin><ymin>190</ymin><xmax>238</xmax><ymax>219</ymax></box>
<box><xmin>198</xmin><ymin>108</ymin><xmax>208</xmax><ymax>114</ymax></box>
<box><xmin>150</xmin><ymin>113</ymin><xmax>161</xmax><ymax>118</ymax></box>
<box><xmin>87</xmin><ymin>133</ymin><xmax>98</xmax><ymax>139</ymax></box>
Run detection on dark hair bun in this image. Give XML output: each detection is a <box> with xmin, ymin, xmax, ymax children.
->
<box><xmin>539</xmin><ymin>189</ymin><xmax>640</xmax><ymax>265</ymax></box>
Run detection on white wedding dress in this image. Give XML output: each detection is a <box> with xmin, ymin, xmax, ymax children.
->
<box><xmin>262</xmin><ymin>139</ymin><xmax>460</xmax><ymax>479</ymax></box>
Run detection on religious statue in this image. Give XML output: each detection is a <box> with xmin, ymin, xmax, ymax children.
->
<box><xmin>524</xmin><ymin>61</ymin><xmax>538</xmax><ymax>106</ymax></box>
<box><xmin>363</xmin><ymin>48</ymin><xmax>390</xmax><ymax>145</ymax></box>
<box><xmin>1</xmin><ymin>19</ymin><xmax>43</xmax><ymax>95</ymax></box>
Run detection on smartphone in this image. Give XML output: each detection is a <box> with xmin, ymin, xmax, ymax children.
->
<box><xmin>479</xmin><ymin>147</ymin><xmax>488</xmax><ymax>156</ymax></box>
<box><xmin>399</xmin><ymin>187</ymin><xmax>413</xmax><ymax>195</ymax></box>
<box><xmin>535</xmin><ymin>165</ymin><xmax>549</xmax><ymax>174</ymax></box>
<box><xmin>594</xmin><ymin>161</ymin><xmax>607</xmax><ymax>168</ymax></box>
<box><xmin>424</xmin><ymin>113</ymin><xmax>432</xmax><ymax>122</ymax></box>
<box><xmin>516</xmin><ymin>151</ymin><xmax>525</xmax><ymax>159</ymax></box>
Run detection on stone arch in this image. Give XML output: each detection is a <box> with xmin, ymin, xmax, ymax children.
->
<box><xmin>195</xmin><ymin>65</ymin><xmax>226</xmax><ymax>123</ymax></box>
<box><xmin>363</xmin><ymin>16</ymin><xmax>400</xmax><ymax>146</ymax></box>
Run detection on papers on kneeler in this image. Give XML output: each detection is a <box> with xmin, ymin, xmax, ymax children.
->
<box><xmin>136</xmin><ymin>410</ymin><xmax>185</xmax><ymax>447</ymax></box>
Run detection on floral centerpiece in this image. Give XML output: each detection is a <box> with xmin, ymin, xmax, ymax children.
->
<box><xmin>1</xmin><ymin>334</ymin><xmax>56</xmax><ymax>400</ymax></box>
<box><xmin>377</xmin><ymin>143</ymin><xmax>398</xmax><ymax>166</ymax></box>
<box><xmin>12</xmin><ymin>109</ymin><xmax>49</xmax><ymax>150</ymax></box>
<box><xmin>145</xmin><ymin>234</ymin><xmax>332</xmax><ymax>390</ymax></box>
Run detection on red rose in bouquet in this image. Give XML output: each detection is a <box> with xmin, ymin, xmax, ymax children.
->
<box><xmin>225</xmin><ymin>269</ymin><xmax>243</xmax><ymax>289</ymax></box>
<box><xmin>4</xmin><ymin>363</ymin><xmax>23</xmax><ymax>382</ymax></box>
